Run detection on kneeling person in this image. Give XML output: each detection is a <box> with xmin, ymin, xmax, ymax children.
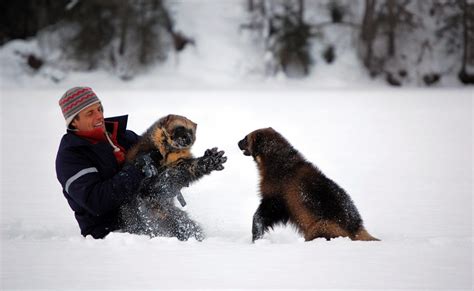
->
<box><xmin>55</xmin><ymin>87</ymin><xmax>219</xmax><ymax>239</ymax></box>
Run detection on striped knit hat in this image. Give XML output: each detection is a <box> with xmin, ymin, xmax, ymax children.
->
<box><xmin>59</xmin><ymin>87</ymin><xmax>101</xmax><ymax>126</ymax></box>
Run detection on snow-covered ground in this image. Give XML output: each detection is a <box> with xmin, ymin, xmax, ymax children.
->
<box><xmin>1</xmin><ymin>87</ymin><xmax>472</xmax><ymax>289</ymax></box>
<box><xmin>1</xmin><ymin>0</ymin><xmax>472</xmax><ymax>290</ymax></box>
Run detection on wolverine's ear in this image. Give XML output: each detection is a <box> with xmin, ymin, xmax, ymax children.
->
<box><xmin>163</xmin><ymin>114</ymin><xmax>172</xmax><ymax>126</ymax></box>
<box><xmin>157</xmin><ymin>115</ymin><xmax>170</xmax><ymax>128</ymax></box>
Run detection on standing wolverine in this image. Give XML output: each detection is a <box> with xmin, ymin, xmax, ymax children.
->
<box><xmin>121</xmin><ymin>114</ymin><xmax>226</xmax><ymax>241</ymax></box>
<box><xmin>238</xmin><ymin>127</ymin><xmax>379</xmax><ymax>242</ymax></box>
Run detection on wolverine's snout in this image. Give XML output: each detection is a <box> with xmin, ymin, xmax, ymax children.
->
<box><xmin>172</xmin><ymin>126</ymin><xmax>194</xmax><ymax>148</ymax></box>
<box><xmin>238</xmin><ymin>137</ymin><xmax>251</xmax><ymax>156</ymax></box>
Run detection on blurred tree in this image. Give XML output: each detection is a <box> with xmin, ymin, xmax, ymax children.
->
<box><xmin>359</xmin><ymin>0</ymin><xmax>418</xmax><ymax>85</ymax></box>
<box><xmin>1</xmin><ymin>0</ymin><xmax>191</xmax><ymax>79</ymax></box>
<box><xmin>244</xmin><ymin>0</ymin><xmax>360</xmax><ymax>77</ymax></box>
<box><xmin>64</xmin><ymin>0</ymin><xmax>117</xmax><ymax>69</ymax></box>
<box><xmin>272</xmin><ymin>0</ymin><xmax>312</xmax><ymax>77</ymax></box>
<box><xmin>0</xmin><ymin>0</ymin><xmax>67</xmax><ymax>45</ymax></box>
<box><xmin>359</xmin><ymin>0</ymin><xmax>377</xmax><ymax>72</ymax></box>
<box><xmin>61</xmin><ymin>0</ymin><xmax>169</xmax><ymax>77</ymax></box>
<box><xmin>328</xmin><ymin>1</ymin><xmax>345</xmax><ymax>23</ymax></box>
<box><xmin>432</xmin><ymin>0</ymin><xmax>474</xmax><ymax>84</ymax></box>
<box><xmin>3</xmin><ymin>0</ymin><xmax>471</xmax><ymax>85</ymax></box>
<box><xmin>245</xmin><ymin>0</ymin><xmax>312</xmax><ymax>77</ymax></box>
<box><xmin>454</xmin><ymin>0</ymin><xmax>474</xmax><ymax>84</ymax></box>
<box><xmin>307</xmin><ymin>0</ymin><xmax>360</xmax><ymax>66</ymax></box>
<box><xmin>459</xmin><ymin>0</ymin><xmax>474</xmax><ymax>84</ymax></box>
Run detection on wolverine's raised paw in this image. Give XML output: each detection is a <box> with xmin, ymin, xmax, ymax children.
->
<box><xmin>197</xmin><ymin>147</ymin><xmax>227</xmax><ymax>174</ymax></box>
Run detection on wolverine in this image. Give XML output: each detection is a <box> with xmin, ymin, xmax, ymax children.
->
<box><xmin>238</xmin><ymin>127</ymin><xmax>379</xmax><ymax>242</ymax></box>
<box><xmin>121</xmin><ymin>114</ymin><xmax>227</xmax><ymax>240</ymax></box>
<box><xmin>126</xmin><ymin>114</ymin><xmax>197</xmax><ymax>167</ymax></box>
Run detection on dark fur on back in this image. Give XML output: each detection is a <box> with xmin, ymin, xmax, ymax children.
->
<box><xmin>238</xmin><ymin>127</ymin><xmax>379</xmax><ymax>242</ymax></box>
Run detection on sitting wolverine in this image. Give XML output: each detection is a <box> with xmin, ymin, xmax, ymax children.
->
<box><xmin>238</xmin><ymin>127</ymin><xmax>379</xmax><ymax>242</ymax></box>
<box><xmin>121</xmin><ymin>114</ymin><xmax>227</xmax><ymax>241</ymax></box>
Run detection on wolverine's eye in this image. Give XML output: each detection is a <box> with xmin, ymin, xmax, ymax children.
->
<box><xmin>173</xmin><ymin>126</ymin><xmax>188</xmax><ymax>138</ymax></box>
<box><xmin>173</xmin><ymin>126</ymin><xmax>184</xmax><ymax>132</ymax></box>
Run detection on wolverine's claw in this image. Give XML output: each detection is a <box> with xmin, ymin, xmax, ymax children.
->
<box><xmin>205</xmin><ymin>147</ymin><xmax>219</xmax><ymax>156</ymax></box>
<box><xmin>196</xmin><ymin>147</ymin><xmax>227</xmax><ymax>174</ymax></box>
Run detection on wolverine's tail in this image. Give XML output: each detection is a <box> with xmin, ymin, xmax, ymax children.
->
<box><xmin>352</xmin><ymin>228</ymin><xmax>380</xmax><ymax>241</ymax></box>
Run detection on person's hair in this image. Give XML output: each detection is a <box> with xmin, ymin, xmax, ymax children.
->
<box><xmin>69</xmin><ymin>115</ymin><xmax>80</xmax><ymax>129</ymax></box>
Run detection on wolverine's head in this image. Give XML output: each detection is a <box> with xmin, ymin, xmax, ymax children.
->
<box><xmin>152</xmin><ymin>114</ymin><xmax>197</xmax><ymax>151</ymax></box>
<box><xmin>239</xmin><ymin>127</ymin><xmax>300</xmax><ymax>171</ymax></box>
<box><xmin>238</xmin><ymin>127</ymin><xmax>285</xmax><ymax>158</ymax></box>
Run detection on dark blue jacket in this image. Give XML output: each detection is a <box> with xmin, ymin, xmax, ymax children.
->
<box><xmin>56</xmin><ymin>115</ymin><xmax>143</xmax><ymax>238</ymax></box>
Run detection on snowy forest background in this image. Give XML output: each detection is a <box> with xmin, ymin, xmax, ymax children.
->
<box><xmin>1</xmin><ymin>0</ymin><xmax>473</xmax><ymax>290</ymax></box>
<box><xmin>1</xmin><ymin>0</ymin><xmax>473</xmax><ymax>86</ymax></box>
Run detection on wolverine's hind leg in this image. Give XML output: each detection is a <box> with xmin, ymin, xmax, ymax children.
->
<box><xmin>350</xmin><ymin>228</ymin><xmax>380</xmax><ymax>241</ymax></box>
<box><xmin>304</xmin><ymin>220</ymin><xmax>351</xmax><ymax>241</ymax></box>
<box><xmin>160</xmin><ymin>206</ymin><xmax>205</xmax><ymax>241</ymax></box>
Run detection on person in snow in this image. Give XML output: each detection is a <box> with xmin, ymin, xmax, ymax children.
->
<box><xmin>55</xmin><ymin>87</ymin><xmax>226</xmax><ymax>239</ymax></box>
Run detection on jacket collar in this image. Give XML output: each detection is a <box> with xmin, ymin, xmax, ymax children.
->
<box><xmin>64</xmin><ymin>115</ymin><xmax>130</xmax><ymax>147</ymax></box>
<box><xmin>67</xmin><ymin>115</ymin><xmax>129</xmax><ymax>135</ymax></box>
<box><xmin>104</xmin><ymin>115</ymin><xmax>129</xmax><ymax>136</ymax></box>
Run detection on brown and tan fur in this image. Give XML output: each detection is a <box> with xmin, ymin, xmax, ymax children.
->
<box><xmin>126</xmin><ymin>114</ymin><xmax>197</xmax><ymax>166</ymax></box>
<box><xmin>238</xmin><ymin>127</ymin><xmax>379</xmax><ymax>242</ymax></box>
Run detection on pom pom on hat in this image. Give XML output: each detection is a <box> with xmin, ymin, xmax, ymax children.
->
<box><xmin>59</xmin><ymin>87</ymin><xmax>101</xmax><ymax>126</ymax></box>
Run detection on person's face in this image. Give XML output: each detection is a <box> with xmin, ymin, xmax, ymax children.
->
<box><xmin>71</xmin><ymin>103</ymin><xmax>105</xmax><ymax>131</ymax></box>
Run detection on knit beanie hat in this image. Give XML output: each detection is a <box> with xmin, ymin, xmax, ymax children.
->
<box><xmin>59</xmin><ymin>87</ymin><xmax>101</xmax><ymax>126</ymax></box>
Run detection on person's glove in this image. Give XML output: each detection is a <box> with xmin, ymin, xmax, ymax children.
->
<box><xmin>134</xmin><ymin>151</ymin><xmax>187</xmax><ymax>204</ymax></box>
<box><xmin>133</xmin><ymin>151</ymin><xmax>161</xmax><ymax>178</ymax></box>
<box><xmin>140</xmin><ymin>165</ymin><xmax>187</xmax><ymax>201</ymax></box>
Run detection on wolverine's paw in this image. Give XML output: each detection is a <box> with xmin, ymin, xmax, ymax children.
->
<box><xmin>197</xmin><ymin>147</ymin><xmax>227</xmax><ymax>174</ymax></box>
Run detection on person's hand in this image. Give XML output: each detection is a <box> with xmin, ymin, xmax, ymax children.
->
<box><xmin>142</xmin><ymin>177</ymin><xmax>179</xmax><ymax>199</ymax></box>
<box><xmin>196</xmin><ymin>147</ymin><xmax>227</xmax><ymax>174</ymax></box>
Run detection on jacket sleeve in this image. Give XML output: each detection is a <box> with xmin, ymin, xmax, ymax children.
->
<box><xmin>123</xmin><ymin>130</ymin><xmax>140</xmax><ymax>150</ymax></box>
<box><xmin>56</xmin><ymin>147</ymin><xmax>144</xmax><ymax>217</ymax></box>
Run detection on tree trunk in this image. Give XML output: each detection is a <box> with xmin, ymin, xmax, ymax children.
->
<box><xmin>139</xmin><ymin>0</ymin><xmax>148</xmax><ymax>64</ymax></box>
<box><xmin>248</xmin><ymin>0</ymin><xmax>254</xmax><ymax>12</ymax></box>
<box><xmin>298</xmin><ymin>0</ymin><xmax>304</xmax><ymax>24</ymax></box>
<box><xmin>118</xmin><ymin>6</ymin><xmax>129</xmax><ymax>56</ymax></box>
<box><xmin>260</xmin><ymin>0</ymin><xmax>267</xmax><ymax>17</ymax></box>
<box><xmin>458</xmin><ymin>0</ymin><xmax>474</xmax><ymax>83</ymax></box>
<box><xmin>461</xmin><ymin>0</ymin><xmax>468</xmax><ymax>73</ymax></box>
<box><xmin>361</xmin><ymin>0</ymin><xmax>377</xmax><ymax>69</ymax></box>
<box><xmin>387</xmin><ymin>0</ymin><xmax>396</xmax><ymax>57</ymax></box>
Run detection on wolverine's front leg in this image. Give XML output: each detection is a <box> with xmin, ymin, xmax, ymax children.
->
<box><xmin>252</xmin><ymin>208</ymin><xmax>266</xmax><ymax>242</ymax></box>
<box><xmin>169</xmin><ymin>147</ymin><xmax>227</xmax><ymax>183</ymax></box>
<box><xmin>188</xmin><ymin>147</ymin><xmax>227</xmax><ymax>180</ymax></box>
<box><xmin>252</xmin><ymin>197</ymin><xmax>289</xmax><ymax>242</ymax></box>
<box><xmin>142</xmin><ymin>148</ymin><xmax>227</xmax><ymax>199</ymax></box>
